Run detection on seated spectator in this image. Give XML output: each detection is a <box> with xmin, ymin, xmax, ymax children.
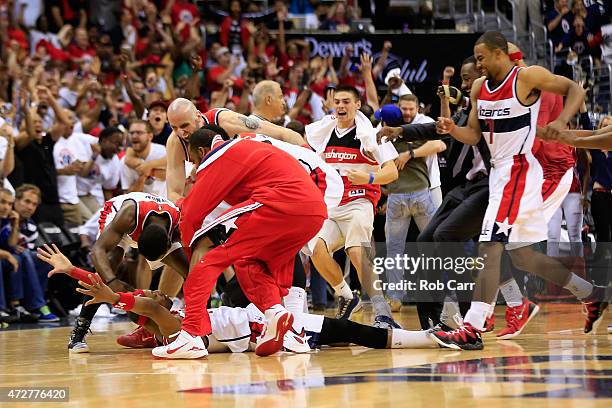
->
<box><xmin>0</xmin><ymin>188</ymin><xmax>58</xmax><ymax>322</ymax></box>
<box><xmin>13</xmin><ymin>184</ymin><xmax>55</xmax><ymax>308</ymax></box>
<box><xmin>121</xmin><ymin>120</ymin><xmax>167</xmax><ymax>197</ymax></box>
<box><xmin>76</xmin><ymin>127</ymin><xmax>123</xmax><ymax>212</ymax></box>
<box><xmin>545</xmin><ymin>0</ymin><xmax>574</xmax><ymax>50</ymax></box>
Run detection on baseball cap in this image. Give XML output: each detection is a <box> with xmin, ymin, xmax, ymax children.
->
<box><xmin>148</xmin><ymin>100</ymin><xmax>167</xmax><ymax>111</ymax></box>
<box><xmin>374</xmin><ymin>104</ymin><xmax>403</xmax><ymax>126</ymax></box>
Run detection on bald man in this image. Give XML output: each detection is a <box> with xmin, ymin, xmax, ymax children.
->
<box><xmin>251</xmin><ymin>81</ymin><xmax>289</xmax><ymax>124</ymax></box>
<box><xmin>165</xmin><ymin>98</ymin><xmax>304</xmax><ymax>202</ymax></box>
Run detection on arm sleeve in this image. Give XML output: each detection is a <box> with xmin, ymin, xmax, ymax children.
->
<box><xmin>400</xmin><ymin>123</ymin><xmax>440</xmax><ymax>142</ymax></box>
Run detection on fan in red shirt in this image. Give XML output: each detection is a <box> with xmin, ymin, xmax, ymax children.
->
<box><xmin>152</xmin><ymin>127</ymin><xmax>327</xmax><ymax>360</ymax></box>
<box><xmin>171</xmin><ymin>0</ymin><xmax>200</xmax><ymax>42</ymax></box>
<box><xmin>67</xmin><ymin>27</ymin><xmax>96</xmax><ymax>60</ymax></box>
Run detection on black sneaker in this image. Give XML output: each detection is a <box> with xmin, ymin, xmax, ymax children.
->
<box><xmin>10</xmin><ymin>305</ymin><xmax>39</xmax><ymax>323</ymax></box>
<box><xmin>336</xmin><ymin>290</ymin><xmax>361</xmax><ymax>320</ymax></box>
<box><xmin>0</xmin><ymin>309</ymin><xmax>18</xmax><ymax>324</ymax></box>
<box><xmin>373</xmin><ymin>315</ymin><xmax>402</xmax><ymax>329</ymax></box>
<box><xmin>68</xmin><ymin>317</ymin><xmax>91</xmax><ymax>353</ymax></box>
<box><xmin>431</xmin><ymin>323</ymin><xmax>484</xmax><ymax>350</ymax></box>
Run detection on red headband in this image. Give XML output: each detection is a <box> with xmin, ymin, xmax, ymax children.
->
<box><xmin>509</xmin><ymin>51</ymin><xmax>523</xmax><ymax>62</ymax></box>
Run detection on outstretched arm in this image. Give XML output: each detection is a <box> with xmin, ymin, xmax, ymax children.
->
<box><xmin>538</xmin><ymin>125</ymin><xmax>612</xmax><ymax>150</ymax></box>
<box><xmin>219</xmin><ymin>111</ymin><xmax>305</xmax><ymax>145</ymax></box>
<box><xmin>38</xmin><ymin>244</ymin><xmax>181</xmax><ymax>337</ymax></box>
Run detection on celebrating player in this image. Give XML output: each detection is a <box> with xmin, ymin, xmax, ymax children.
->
<box><xmin>432</xmin><ymin>31</ymin><xmax>607</xmax><ymax>350</ymax></box>
<box><xmin>165</xmin><ymin>98</ymin><xmax>305</xmax><ymax>202</ymax></box>
<box><xmin>151</xmin><ymin>126</ymin><xmax>327</xmax><ymax>359</ymax></box>
<box><xmin>37</xmin><ymin>244</ymin><xmax>437</xmax><ymax>354</ymax></box>
<box><xmin>65</xmin><ymin>192</ymin><xmax>189</xmax><ymax>353</ymax></box>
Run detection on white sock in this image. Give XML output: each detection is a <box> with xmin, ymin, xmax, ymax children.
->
<box><xmin>464</xmin><ymin>301</ymin><xmax>491</xmax><ymax>331</ymax></box>
<box><xmin>487</xmin><ymin>288</ymin><xmax>500</xmax><ymax>317</ymax></box>
<box><xmin>499</xmin><ymin>279</ymin><xmax>523</xmax><ymax>307</ymax></box>
<box><xmin>391</xmin><ymin>330</ymin><xmax>436</xmax><ymax>348</ymax></box>
<box><xmin>371</xmin><ymin>295</ymin><xmax>391</xmax><ymax>317</ymax></box>
<box><xmin>333</xmin><ymin>280</ymin><xmax>353</xmax><ymax>299</ymax></box>
<box><xmin>283</xmin><ymin>287</ymin><xmax>307</xmax><ymax>313</ymax></box>
<box><xmin>564</xmin><ymin>273</ymin><xmax>593</xmax><ymax>300</ymax></box>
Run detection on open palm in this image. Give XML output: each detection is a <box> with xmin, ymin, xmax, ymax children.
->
<box><xmin>37</xmin><ymin>244</ymin><xmax>74</xmax><ymax>277</ymax></box>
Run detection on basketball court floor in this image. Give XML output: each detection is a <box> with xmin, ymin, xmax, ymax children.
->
<box><xmin>0</xmin><ymin>303</ymin><xmax>610</xmax><ymax>407</ymax></box>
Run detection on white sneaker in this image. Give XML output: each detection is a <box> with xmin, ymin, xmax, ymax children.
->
<box><xmin>282</xmin><ymin>326</ymin><xmax>311</xmax><ymax>353</ymax></box>
<box><xmin>255</xmin><ymin>306</ymin><xmax>294</xmax><ymax>357</ymax></box>
<box><xmin>151</xmin><ymin>330</ymin><xmax>208</xmax><ymax>359</ymax></box>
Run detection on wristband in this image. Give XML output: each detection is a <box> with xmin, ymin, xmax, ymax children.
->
<box><xmin>113</xmin><ymin>292</ymin><xmax>136</xmax><ymax>311</ymax></box>
<box><xmin>133</xmin><ymin>289</ymin><xmax>146</xmax><ymax>297</ymax></box>
<box><xmin>68</xmin><ymin>267</ymin><xmax>97</xmax><ymax>284</ymax></box>
<box><xmin>368</xmin><ymin>172</ymin><xmax>375</xmax><ymax>184</ymax></box>
<box><xmin>408</xmin><ymin>146</ymin><xmax>415</xmax><ymax>159</ymax></box>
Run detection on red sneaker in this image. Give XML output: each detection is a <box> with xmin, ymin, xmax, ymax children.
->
<box><xmin>117</xmin><ymin>326</ymin><xmax>158</xmax><ymax>348</ymax></box>
<box><xmin>583</xmin><ymin>286</ymin><xmax>609</xmax><ymax>334</ymax></box>
<box><xmin>496</xmin><ymin>299</ymin><xmax>540</xmax><ymax>340</ymax></box>
<box><xmin>430</xmin><ymin>323</ymin><xmax>483</xmax><ymax>350</ymax></box>
<box><xmin>255</xmin><ymin>308</ymin><xmax>294</xmax><ymax>357</ymax></box>
<box><xmin>483</xmin><ymin>314</ymin><xmax>495</xmax><ymax>333</ymax></box>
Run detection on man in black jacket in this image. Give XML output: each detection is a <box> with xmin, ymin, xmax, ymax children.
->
<box><xmin>377</xmin><ymin>56</ymin><xmax>490</xmax><ymax>330</ymax></box>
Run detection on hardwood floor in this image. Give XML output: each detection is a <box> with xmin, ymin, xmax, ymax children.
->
<box><xmin>0</xmin><ymin>303</ymin><xmax>610</xmax><ymax>408</ymax></box>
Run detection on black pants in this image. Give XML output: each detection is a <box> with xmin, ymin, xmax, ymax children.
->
<box><xmin>590</xmin><ymin>191</ymin><xmax>612</xmax><ymax>284</ymax></box>
<box><xmin>591</xmin><ymin>191</ymin><xmax>612</xmax><ymax>243</ymax></box>
<box><xmin>414</xmin><ymin>176</ymin><xmax>489</xmax><ymax>329</ymax></box>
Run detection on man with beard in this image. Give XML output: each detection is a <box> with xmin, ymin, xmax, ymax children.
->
<box><xmin>121</xmin><ymin>120</ymin><xmax>166</xmax><ymax>197</ymax></box>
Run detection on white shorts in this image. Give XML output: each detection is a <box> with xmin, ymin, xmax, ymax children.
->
<box><xmin>479</xmin><ymin>154</ymin><xmax>547</xmax><ymax>245</ymax></box>
<box><xmin>541</xmin><ymin>168</ymin><xmax>573</xmax><ymax>223</ymax></box>
<box><xmin>311</xmin><ymin>198</ymin><xmax>374</xmax><ymax>253</ymax></box>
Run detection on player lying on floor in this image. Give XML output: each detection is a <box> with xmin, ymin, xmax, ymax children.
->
<box><xmin>37</xmin><ymin>244</ymin><xmax>437</xmax><ymax>355</ymax></box>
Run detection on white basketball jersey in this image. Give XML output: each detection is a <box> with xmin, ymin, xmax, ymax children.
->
<box><xmin>477</xmin><ymin>66</ymin><xmax>541</xmax><ymax>162</ymax></box>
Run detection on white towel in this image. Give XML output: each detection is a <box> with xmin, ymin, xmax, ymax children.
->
<box><xmin>384</xmin><ymin>68</ymin><xmax>412</xmax><ymax>97</ymax></box>
<box><xmin>306</xmin><ymin>110</ymin><xmax>394</xmax><ymax>163</ymax></box>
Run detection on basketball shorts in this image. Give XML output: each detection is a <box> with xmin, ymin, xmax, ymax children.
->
<box><xmin>479</xmin><ymin>154</ymin><xmax>548</xmax><ymax>246</ymax></box>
